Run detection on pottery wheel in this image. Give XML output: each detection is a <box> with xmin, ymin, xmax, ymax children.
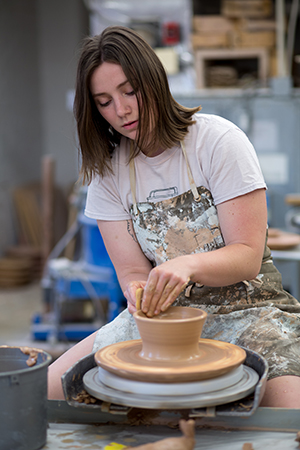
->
<box><xmin>83</xmin><ymin>365</ymin><xmax>259</xmax><ymax>410</ymax></box>
<box><xmin>94</xmin><ymin>338</ymin><xmax>246</xmax><ymax>383</ymax></box>
<box><xmin>98</xmin><ymin>365</ymin><xmax>244</xmax><ymax>396</ymax></box>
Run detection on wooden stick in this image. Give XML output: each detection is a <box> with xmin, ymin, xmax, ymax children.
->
<box><xmin>276</xmin><ymin>0</ymin><xmax>288</xmax><ymax>77</ymax></box>
<box><xmin>42</xmin><ymin>155</ymin><xmax>55</xmax><ymax>263</ymax></box>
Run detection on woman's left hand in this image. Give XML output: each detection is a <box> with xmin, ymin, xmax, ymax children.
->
<box><xmin>141</xmin><ymin>257</ymin><xmax>191</xmax><ymax>317</ymax></box>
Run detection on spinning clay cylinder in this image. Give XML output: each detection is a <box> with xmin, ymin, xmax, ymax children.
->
<box><xmin>133</xmin><ymin>306</ymin><xmax>207</xmax><ymax>362</ymax></box>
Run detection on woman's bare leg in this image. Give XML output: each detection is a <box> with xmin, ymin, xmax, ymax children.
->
<box><xmin>260</xmin><ymin>375</ymin><xmax>300</xmax><ymax>408</ymax></box>
<box><xmin>47</xmin><ymin>331</ymin><xmax>97</xmax><ymax>400</ymax></box>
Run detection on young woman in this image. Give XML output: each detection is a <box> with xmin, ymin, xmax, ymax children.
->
<box><xmin>48</xmin><ymin>26</ymin><xmax>300</xmax><ymax>407</ymax></box>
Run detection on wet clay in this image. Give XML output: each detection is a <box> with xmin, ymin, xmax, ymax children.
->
<box><xmin>95</xmin><ymin>307</ymin><xmax>246</xmax><ymax>383</ymax></box>
<box><xmin>20</xmin><ymin>346</ymin><xmax>39</xmax><ymax>367</ymax></box>
<box><xmin>72</xmin><ymin>389</ymin><xmax>98</xmax><ymax>404</ymax></box>
<box><xmin>95</xmin><ymin>338</ymin><xmax>246</xmax><ymax>382</ymax></box>
<box><xmin>134</xmin><ymin>307</ymin><xmax>207</xmax><ymax>361</ymax></box>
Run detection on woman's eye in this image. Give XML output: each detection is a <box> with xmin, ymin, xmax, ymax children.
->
<box><xmin>98</xmin><ymin>100</ymin><xmax>110</xmax><ymax>107</ymax></box>
<box><xmin>126</xmin><ymin>90</ymin><xmax>135</xmax><ymax>96</ymax></box>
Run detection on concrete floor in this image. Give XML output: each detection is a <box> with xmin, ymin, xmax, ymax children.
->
<box><xmin>0</xmin><ymin>281</ymin><xmax>73</xmax><ymax>359</ymax></box>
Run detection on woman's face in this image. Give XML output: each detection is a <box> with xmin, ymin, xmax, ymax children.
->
<box><xmin>90</xmin><ymin>62</ymin><xmax>139</xmax><ymax>140</ymax></box>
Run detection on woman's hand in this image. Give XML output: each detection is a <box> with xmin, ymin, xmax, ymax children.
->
<box><xmin>123</xmin><ymin>280</ymin><xmax>147</xmax><ymax>314</ymax></box>
<box><xmin>97</xmin><ymin>219</ymin><xmax>152</xmax><ymax>315</ymax></box>
<box><xmin>140</xmin><ymin>257</ymin><xmax>192</xmax><ymax>317</ymax></box>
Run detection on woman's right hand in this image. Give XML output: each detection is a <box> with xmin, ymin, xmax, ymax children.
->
<box><xmin>124</xmin><ymin>280</ymin><xmax>146</xmax><ymax>314</ymax></box>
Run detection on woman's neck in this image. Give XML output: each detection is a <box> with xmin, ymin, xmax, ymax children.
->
<box><xmin>142</xmin><ymin>146</ymin><xmax>165</xmax><ymax>157</ymax></box>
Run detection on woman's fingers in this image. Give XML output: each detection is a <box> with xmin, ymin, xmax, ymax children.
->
<box><xmin>142</xmin><ymin>266</ymin><xmax>190</xmax><ymax>316</ymax></box>
<box><xmin>124</xmin><ymin>257</ymin><xmax>193</xmax><ymax>318</ymax></box>
<box><xmin>160</xmin><ymin>279</ymin><xmax>190</xmax><ymax>312</ymax></box>
<box><xmin>124</xmin><ymin>281</ymin><xmax>146</xmax><ymax>314</ymax></box>
<box><xmin>143</xmin><ymin>282</ymin><xmax>171</xmax><ymax>317</ymax></box>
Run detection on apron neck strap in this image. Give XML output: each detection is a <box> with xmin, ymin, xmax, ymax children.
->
<box><xmin>180</xmin><ymin>140</ymin><xmax>201</xmax><ymax>202</ymax></box>
<box><xmin>129</xmin><ymin>141</ymin><xmax>138</xmax><ymax>215</ymax></box>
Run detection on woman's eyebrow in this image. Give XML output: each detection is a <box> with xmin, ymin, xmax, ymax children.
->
<box><xmin>93</xmin><ymin>79</ymin><xmax>130</xmax><ymax>98</ymax></box>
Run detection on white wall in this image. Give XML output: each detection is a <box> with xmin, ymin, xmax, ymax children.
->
<box><xmin>37</xmin><ymin>0</ymin><xmax>89</xmax><ymax>188</ymax></box>
<box><xmin>0</xmin><ymin>0</ymin><xmax>89</xmax><ymax>254</ymax></box>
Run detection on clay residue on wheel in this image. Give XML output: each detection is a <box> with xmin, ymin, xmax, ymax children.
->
<box><xmin>72</xmin><ymin>389</ymin><xmax>97</xmax><ymax>404</ymax></box>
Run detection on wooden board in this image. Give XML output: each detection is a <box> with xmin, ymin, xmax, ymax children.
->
<box><xmin>267</xmin><ymin>230</ymin><xmax>300</xmax><ymax>250</ymax></box>
<box><xmin>285</xmin><ymin>194</ymin><xmax>300</xmax><ymax>206</ymax></box>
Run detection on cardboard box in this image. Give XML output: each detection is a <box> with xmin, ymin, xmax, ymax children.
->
<box><xmin>191</xmin><ymin>32</ymin><xmax>230</xmax><ymax>49</ymax></box>
<box><xmin>154</xmin><ymin>47</ymin><xmax>179</xmax><ymax>75</ymax></box>
<box><xmin>193</xmin><ymin>15</ymin><xmax>233</xmax><ymax>33</ymax></box>
<box><xmin>232</xmin><ymin>30</ymin><xmax>276</xmax><ymax>48</ymax></box>
<box><xmin>239</xmin><ymin>18</ymin><xmax>276</xmax><ymax>32</ymax></box>
<box><xmin>222</xmin><ymin>0</ymin><xmax>273</xmax><ymax>18</ymax></box>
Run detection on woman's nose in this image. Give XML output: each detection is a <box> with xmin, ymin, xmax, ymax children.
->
<box><xmin>115</xmin><ymin>97</ymin><xmax>130</xmax><ymax>117</ymax></box>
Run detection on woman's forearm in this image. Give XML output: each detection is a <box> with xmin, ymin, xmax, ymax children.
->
<box><xmin>183</xmin><ymin>242</ymin><xmax>262</xmax><ymax>287</ymax></box>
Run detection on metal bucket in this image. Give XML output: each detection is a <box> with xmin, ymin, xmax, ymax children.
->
<box><xmin>0</xmin><ymin>346</ymin><xmax>52</xmax><ymax>450</ymax></box>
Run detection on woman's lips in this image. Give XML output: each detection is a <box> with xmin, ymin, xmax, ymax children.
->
<box><xmin>123</xmin><ymin>120</ymin><xmax>138</xmax><ymax>130</ymax></box>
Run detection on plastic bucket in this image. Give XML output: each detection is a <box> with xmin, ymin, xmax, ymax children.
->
<box><xmin>0</xmin><ymin>346</ymin><xmax>52</xmax><ymax>450</ymax></box>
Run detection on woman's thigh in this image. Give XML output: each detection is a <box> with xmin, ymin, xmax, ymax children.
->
<box><xmin>47</xmin><ymin>331</ymin><xmax>97</xmax><ymax>400</ymax></box>
<box><xmin>260</xmin><ymin>375</ymin><xmax>300</xmax><ymax>408</ymax></box>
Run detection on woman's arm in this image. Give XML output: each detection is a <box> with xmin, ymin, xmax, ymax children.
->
<box><xmin>141</xmin><ymin>188</ymin><xmax>267</xmax><ymax>316</ymax></box>
<box><xmin>48</xmin><ymin>219</ymin><xmax>152</xmax><ymax>400</ymax></box>
<box><xmin>97</xmin><ymin>219</ymin><xmax>153</xmax><ymax>313</ymax></box>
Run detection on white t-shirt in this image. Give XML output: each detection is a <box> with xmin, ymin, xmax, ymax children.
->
<box><xmin>85</xmin><ymin>114</ymin><xmax>266</xmax><ymax>221</ymax></box>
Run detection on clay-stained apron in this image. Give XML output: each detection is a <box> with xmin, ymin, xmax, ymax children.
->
<box><xmin>127</xmin><ymin>140</ymin><xmax>300</xmax><ymax>380</ymax></box>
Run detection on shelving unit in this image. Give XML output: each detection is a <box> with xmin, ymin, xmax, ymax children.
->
<box><xmin>194</xmin><ymin>47</ymin><xmax>269</xmax><ymax>88</ymax></box>
<box><xmin>191</xmin><ymin>0</ymin><xmax>277</xmax><ymax>88</ymax></box>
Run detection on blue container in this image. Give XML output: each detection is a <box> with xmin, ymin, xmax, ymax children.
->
<box><xmin>78</xmin><ymin>213</ymin><xmax>113</xmax><ymax>268</ymax></box>
<box><xmin>75</xmin><ymin>214</ymin><xmax>126</xmax><ymax>320</ymax></box>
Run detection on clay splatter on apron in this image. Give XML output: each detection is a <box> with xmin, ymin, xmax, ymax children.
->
<box><xmin>131</xmin><ymin>187</ymin><xmax>225</xmax><ymax>265</ymax></box>
<box><xmin>94</xmin><ymin>144</ymin><xmax>300</xmax><ymax>381</ymax></box>
<box><xmin>128</xmin><ymin>165</ymin><xmax>300</xmax><ymax>380</ymax></box>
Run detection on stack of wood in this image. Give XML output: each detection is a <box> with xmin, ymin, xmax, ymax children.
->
<box><xmin>0</xmin><ymin>183</ymin><xmax>44</xmax><ymax>288</ymax></box>
<box><xmin>0</xmin><ymin>257</ymin><xmax>34</xmax><ymax>288</ymax></box>
<box><xmin>206</xmin><ymin>65</ymin><xmax>239</xmax><ymax>87</ymax></box>
<box><xmin>5</xmin><ymin>245</ymin><xmax>43</xmax><ymax>280</ymax></box>
<box><xmin>191</xmin><ymin>0</ymin><xmax>278</xmax><ymax>87</ymax></box>
<box><xmin>0</xmin><ymin>156</ymin><xmax>69</xmax><ymax>289</ymax></box>
<box><xmin>13</xmin><ymin>183</ymin><xmax>43</xmax><ymax>249</ymax></box>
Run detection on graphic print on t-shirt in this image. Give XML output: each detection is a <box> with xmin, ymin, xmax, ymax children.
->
<box><xmin>147</xmin><ymin>187</ymin><xmax>178</xmax><ymax>202</ymax></box>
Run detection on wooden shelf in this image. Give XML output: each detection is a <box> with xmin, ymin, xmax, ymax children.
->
<box><xmin>194</xmin><ymin>47</ymin><xmax>269</xmax><ymax>89</ymax></box>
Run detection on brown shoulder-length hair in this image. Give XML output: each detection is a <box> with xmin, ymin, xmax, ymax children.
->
<box><xmin>74</xmin><ymin>25</ymin><xmax>201</xmax><ymax>184</ymax></box>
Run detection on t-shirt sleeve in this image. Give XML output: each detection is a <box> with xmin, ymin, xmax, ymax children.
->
<box><xmin>84</xmin><ymin>174</ymin><xmax>131</xmax><ymax>221</ymax></box>
<box><xmin>205</xmin><ymin>126</ymin><xmax>266</xmax><ymax>205</ymax></box>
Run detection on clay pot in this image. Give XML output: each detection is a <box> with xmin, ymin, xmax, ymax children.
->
<box><xmin>133</xmin><ymin>306</ymin><xmax>207</xmax><ymax>362</ymax></box>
